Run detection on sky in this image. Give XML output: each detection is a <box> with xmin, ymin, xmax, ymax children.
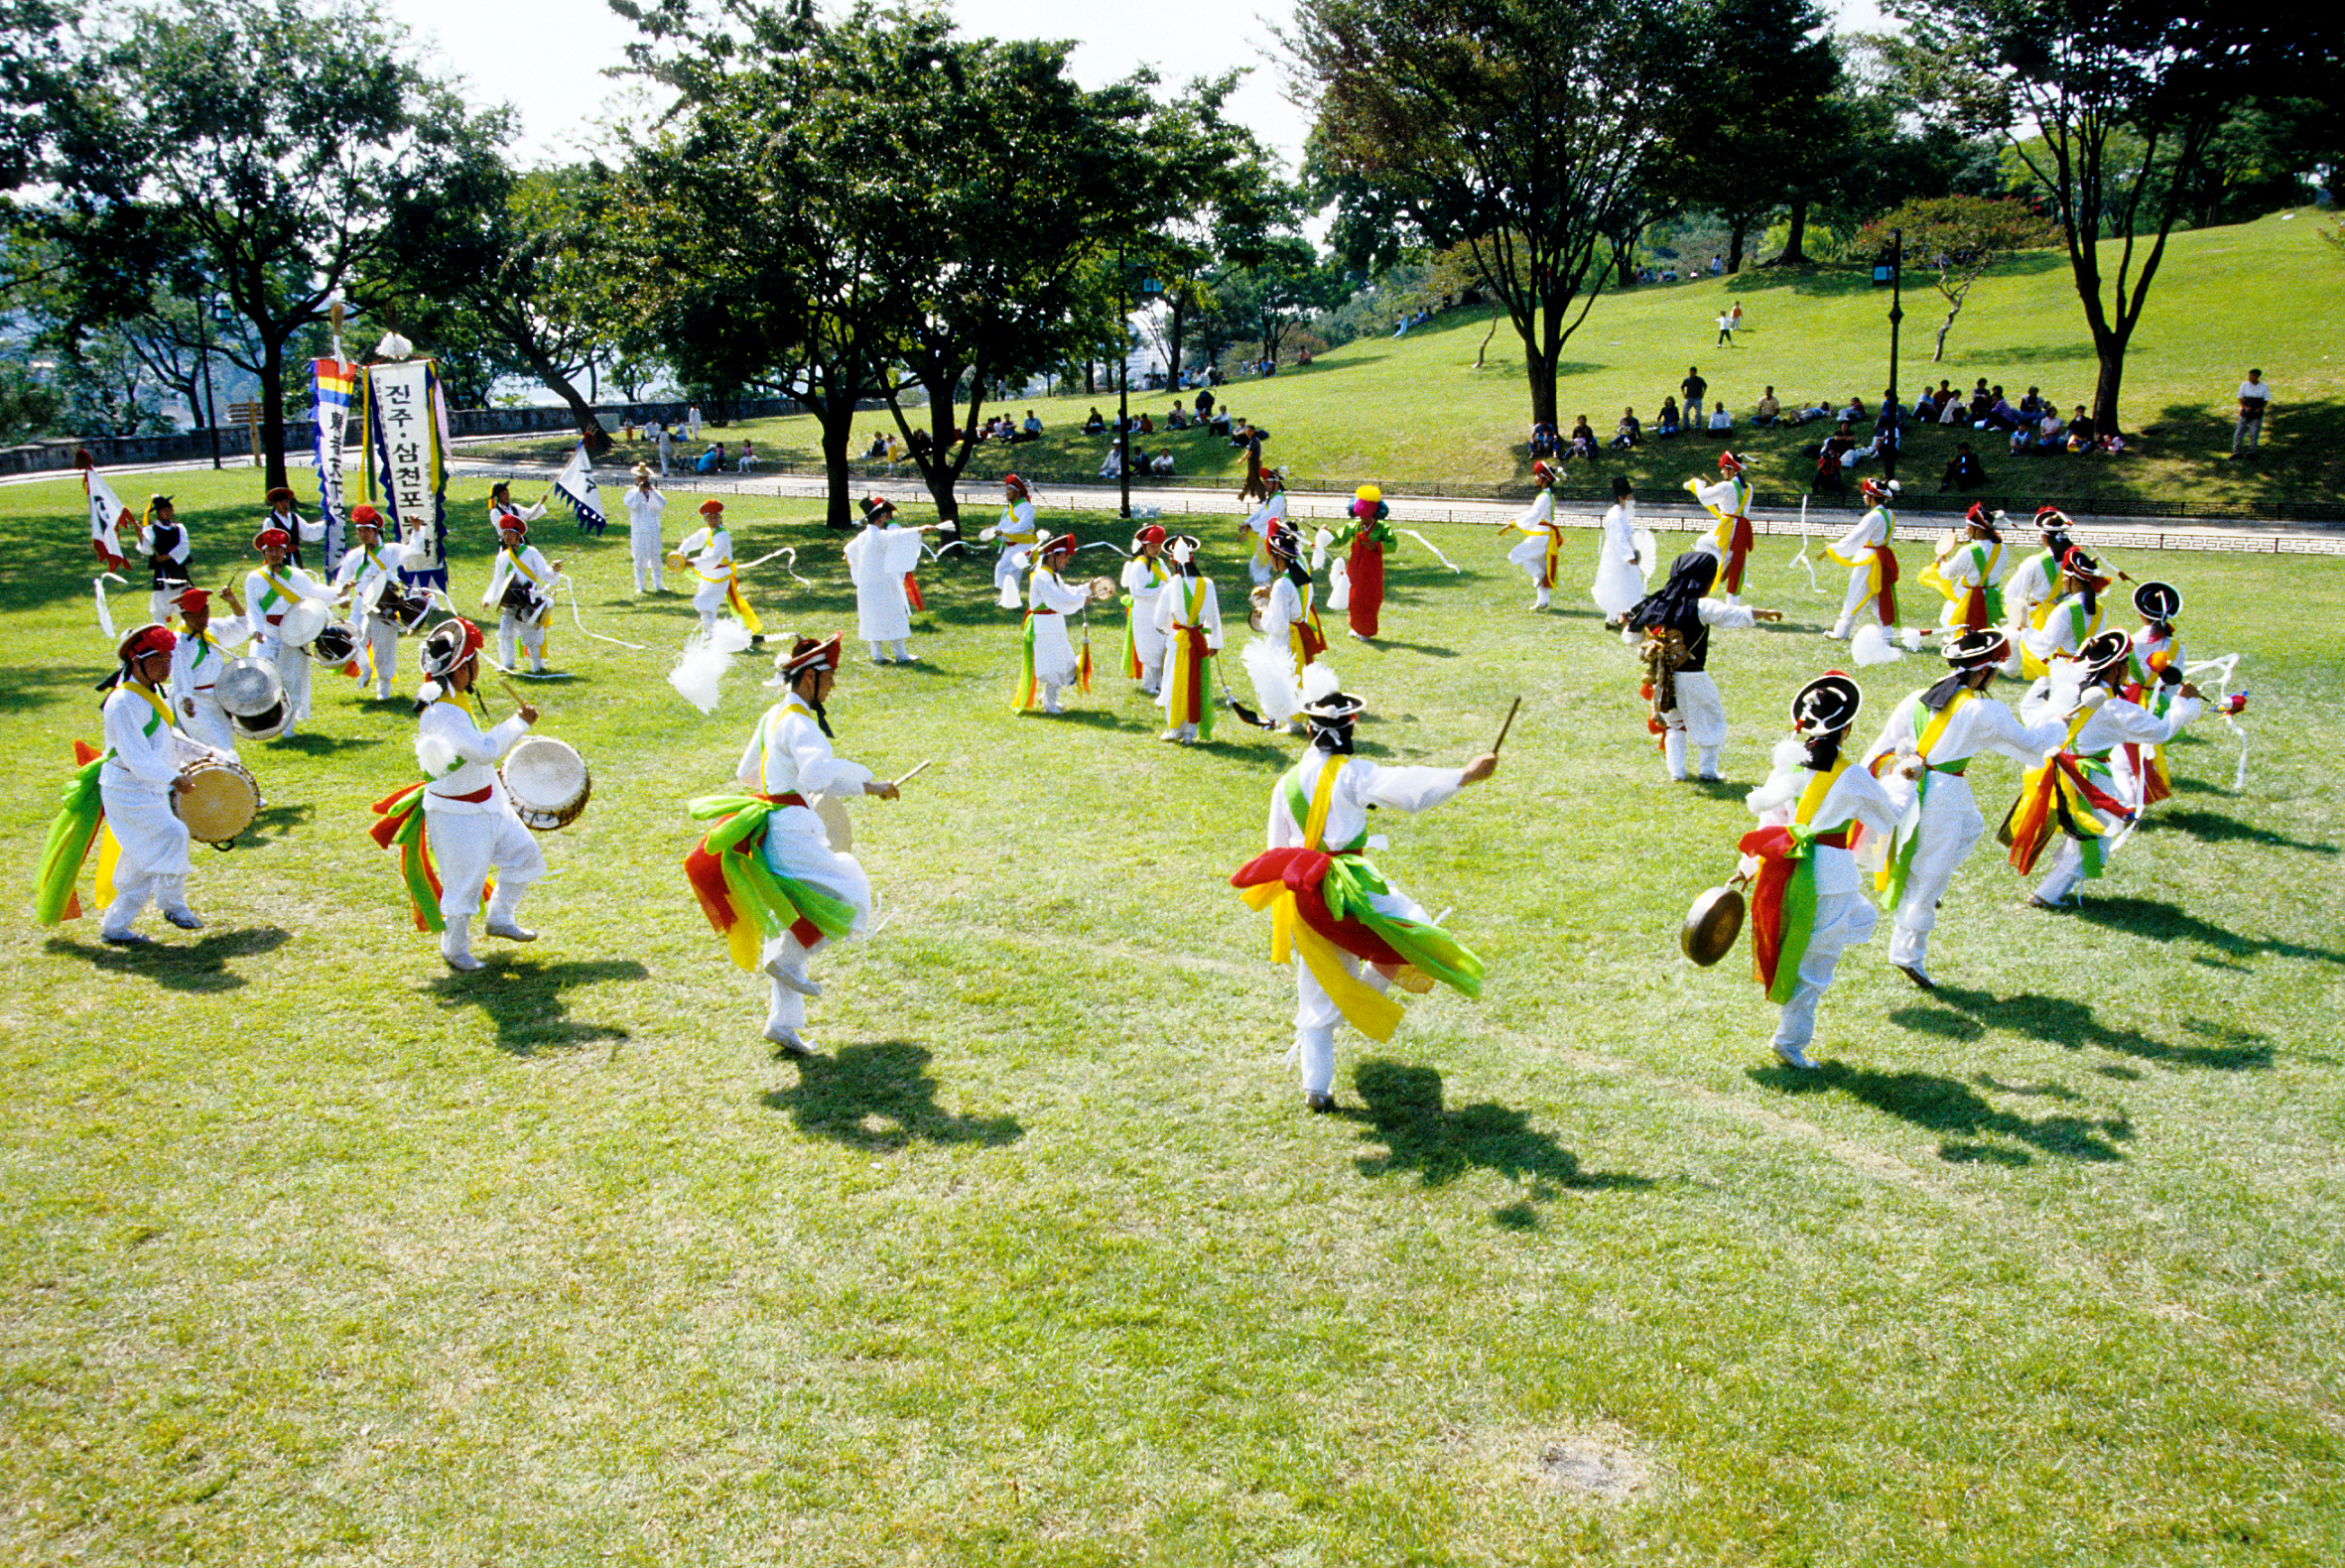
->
<box><xmin>385</xmin><ymin>0</ymin><xmax>1890</xmax><ymax>178</ymax></box>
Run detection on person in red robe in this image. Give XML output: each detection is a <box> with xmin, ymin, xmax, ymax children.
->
<box><xmin>1343</xmin><ymin>484</ymin><xmax>1394</xmax><ymax>640</ymax></box>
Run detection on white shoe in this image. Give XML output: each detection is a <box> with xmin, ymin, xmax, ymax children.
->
<box><xmin>484</xmin><ymin>920</ymin><xmax>537</xmax><ymax>942</ymax></box>
<box><xmin>1044</xmin><ymin>703</ymin><xmax>1066</xmax><ymax>715</ymax></box>
<box><xmin>763</xmin><ymin>1019</ymin><xmax>817</xmax><ymax>1058</ymax></box>
<box><xmin>761</xmin><ymin>949</ymin><xmax>821</xmax><ymax>996</ymax></box>
<box><xmin>1773</xmin><ymin>1040</ymin><xmax>1817</xmax><ymax>1071</ymax></box>
<box><xmin>1159</xmin><ymin>728</ymin><xmax>1189</xmax><ymax>743</ymax></box>
<box><xmin>164</xmin><ymin>908</ymin><xmax>204</xmax><ymax>931</ymax></box>
<box><xmin>444</xmin><ymin>949</ymin><xmax>484</xmax><ymax>973</ymax></box>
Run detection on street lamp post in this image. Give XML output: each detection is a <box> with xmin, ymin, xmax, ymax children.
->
<box><xmin>1885</xmin><ymin>227</ymin><xmax>1903</xmax><ymax>483</ymax></box>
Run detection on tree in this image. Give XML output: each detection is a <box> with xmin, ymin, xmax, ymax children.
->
<box><xmin>54</xmin><ymin>0</ymin><xmax>509</xmax><ymax>491</ymax></box>
<box><xmin>1195</xmin><ymin>238</ymin><xmax>1349</xmax><ymax>370</ymax></box>
<box><xmin>377</xmin><ymin>161</ymin><xmax>623</xmax><ymax>453</ymax></box>
<box><xmin>1285</xmin><ymin>0</ymin><xmax>1692</xmax><ymax>431</ymax></box>
<box><xmin>1858</xmin><ymin>196</ymin><xmax>2060</xmax><ymax>360</ymax></box>
<box><xmin>1889</xmin><ymin>0</ymin><xmax>2342</xmax><ymax>434</ymax></box>
<box><xmin>1649</xmin><ymin>0</ymin><xmax>1845</xmax><ymax>273</ymax></box>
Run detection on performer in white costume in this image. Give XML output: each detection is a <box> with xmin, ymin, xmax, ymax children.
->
<box><xmin>242</xmin><ymin>525</ymin><xmax>336</xmax><ymax>733</ymax></box>
<box><xmin>139</xmin><ymin>494</ymin><xmax>192</xmax><ymax>624</ymax></box>
<box><xmin>1230</xmin><ymin>684</ymin><xmax>1497</xmax><ymax>1111</ymax></box>
<box><xmin>1685</xmin><ymin>450</ymin><xmax>1756</xmax><ymax>600</ymax></box>
<box><xmin>1502</xmin><ymin>460</ymin><xmax>1565</xmax><ymax>609</ymax></box>
<box><xmin>1237</xmin><ymin>468</ymin><xmax>1290</xmax><ymax>587</ymax></box>
<box><xmin>623</xmin><ymin>464</ymin><xmax>668</xmax><ymax>592</ymax></box>
<box><xmin>1154</xmin><ymin>534</ymin><xmax>1223</xmax><ymax>742</ymax></box>
<box><xmin>1916</xmin><ymin>503</ymin><xmax>2012</xmax><ymax>636</ymax></box>
<box><xmin>1738</xmin><ymin>674</ymin><xmax>1904</xmax><ymax>1070</ymax></box>
<box><xmin>717</xmin><ymin>633</ymin><xmax>901</xmax><ymax>1056</ymax></box>
<box><xmin>1624</xmin><ymin>550</ymin><xmax>1784</xmax><ymax>781</ymax></box>
<box><xmin>678</xmin><ymin>498</ymin><xmax>759</xmax><ymax>638</ymax></box>
<box><xmin>1016</xmin><ymin>534</ymin><xmax>1090</xmax><ymax>714</ymax></box>
<box><xmin>486</xmin><ymin>480</ymin><xmax>547</xmax><ymax>542</ymax></box>
<box><xmin>412</xmin><ymin>618</ymin><xmax>544</xmax><ymax>972</ymax></box>
<box><xmin>95</xmin><ymin>624</ymin><xmax>227</xmax><ymax>942</ymax></box>
<box><xmin>844</xmin><ymin>495</ymin><xmax>938</xmax><ymax>663</ymax></box>
<box><xmin>988</xmin><ymin>474</ymin><xmax>1040</xmax><ymax>609</ymax></box>
<box><xmin>2003</xmin><ymin>509</ymin><xmax>2075</xmax><ymax>676</ymax></box>
<box><xmin>2012</xmin><ymin>629</ymin><xmax>2202</xmax><ymax>910</ymax></box>
<box><xmin>1859</xmin><ymin>628</ymin><xmax>2067</xmax><ymax>989</ymax></box>
<box><xmin>167</xmin><ymin>586</ymin><xmax>252</xmax><ymax>758</ymax></box>
<box><xmin>480</xmin><ymin>517</ymin><xmax>562</xmax><ymax>676</ymax></box>
<box><xmin>1825</xmin><ymin>476</ymin><xmax>1901</xmax><ymax>641</ymax></box>
<box><xmin>332</xmin><ymin>504</ymin><xmax>409</xmax><ymax>698</ymax></box>
<box><xmin>2018</xmin><ymin>545</ymin><xmax>2113</xmax><ymax>674</ymax></box>
<box><xmin>1590</xmin><ymin>473</ymin><xmax>1645</xmax><ymax>626</ymax></box>
<box><xmin>261</xmin><ymin>485</ymin><xmax>326</xmax><ymax>572</ymax></box>
<box><xmin>1121</xmin><ymin>523</ymin><xmax>1172</xmax><ymax>695</ymax></box>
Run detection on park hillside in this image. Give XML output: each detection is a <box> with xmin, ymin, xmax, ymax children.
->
<box><xmin>503</xmin><ymin>209</ymin><xmax>2344</xmax><ymax>525</ymax></box>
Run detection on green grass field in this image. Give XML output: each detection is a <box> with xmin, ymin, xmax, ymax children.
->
<box><xmin>5</xmin><ymin>466</ymin><xmax>2345</xmax><ymax>1564</ymax></box>
<box><xmin>498</xmin><ymin>209</ymin><xmax>2344</xmax><ymax>523</ymax></box>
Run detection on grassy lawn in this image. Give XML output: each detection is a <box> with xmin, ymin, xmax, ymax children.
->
<box><xmin>4</xmin><ymin>465</ymin><xmax>2344</xmax><ymax>1563</ymax></box>
<box><xmin>492</xmin><ymin>209</ymin><xmax>2344</xmax><ymax>523</ymax></box>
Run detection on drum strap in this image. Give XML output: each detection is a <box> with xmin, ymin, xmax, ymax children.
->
<box><xmin>257</xmin><ymin>570</ymin><xmax>297</xmax><ymax>613</ymax></box>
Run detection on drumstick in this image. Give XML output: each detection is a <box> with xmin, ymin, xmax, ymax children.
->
<box><xmin>498</xmin><ymin>675</ymin><xmax>528</xmax><ymax>709</ymax></box>
<box><xmin>1491</xmin><ymin>696</ymin><xmax>1523</xmax><ymax>754</ymax></box>
<box><xmin>891</xmin><ymin>759</ymin><xmax>933</xmax><ymax>789</ymax></box>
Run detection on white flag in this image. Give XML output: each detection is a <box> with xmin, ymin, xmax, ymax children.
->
<box><xmin>82</xmin><ymin>461</ymin><xmax>132</xmax><ymax>569</ymax></box>
<box><xmin>550</xmin><ymin>442</ymin><xmax>605</xmax><ymax>533</ymax></box>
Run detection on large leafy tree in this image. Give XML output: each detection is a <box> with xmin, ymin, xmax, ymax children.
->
<box><xmin>1888</xmin><ymin>0</ymin><xmax>2341</xmax><ymax>434</ymax></box>
<box><xmin>53</xmin><ymin>0</ymin><xmax>507</xmax><ymax>490</ymax></box>
<box><xmin>376</xmin><ymin>161</ymin><xmax>625</xmax><ymax>453</ymax></box>
<box><xmin>1284</xmin><ymin>0</ymin><xmax>1692</xmax><ymax>430</ymax></box>
<box><xmin>1857</xmin><ymin>196</ymin><xmax>2061</xmax><ymax>361</ymax></box>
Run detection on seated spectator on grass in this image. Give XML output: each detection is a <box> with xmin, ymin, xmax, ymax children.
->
<box><xmin>1939</xmin><ymin>389</ymin><xmax>1968</xmax><ymax>426</ymax></box>
<box><xmin>1138</xmin><ymin>413</ymin><xmax>1155</xmax><ymax>436</ymax></box>
<box><xmin>1837</xmin><ymin>395</ymin><xmax>1868</xmax><ymax>425</ymax></box>
<box><xmin>1100</xmin><ymin>444</ymin><xmax>1124</xmax><ymax>479</ymax></box>
<box><xmin>695</xmin><ymin>444</ymin><xmax>720</xmax><ymax>474</ymax></box>
<box><xmin>1022</xmin><ymin>409</ymin><xmax>1042</xmax><ymax>439</ymax></box>
<box><xmin>737</xmin><ymin>440</ymin><xmax>759</xmax><ymax>472</ymax></box>
<box><xmin>1166</xmin><ymin>401</ymin><xmax>1188</xmax><ymax>430</ymax></box>
<box><xmin>2019</xmin><ymin>386</ymin><xmax>2043</xmax><ymax>420</ymax></box>
<box><xmin>1207</xmin><ymin>408</ymin><xmax>1233</xmax><ymax>437</ymax></box>
<box><xmin>1754</xmin><ymin>387</ymin><xmax>1781</xmax><ymax>427</ymax></box>
<box><xmin>1613</xmin><ymin>406</ymin><xmax>1642</xmax><ymax>449</ymax></box>
<box><xmin>1566</xmin><ymin>415</ymin><xmax>1598</xmax><ymax>459</ymax></box>
<box><xmin>1150</xmin><ymin>448</ymin><xmax>1176</xmax><ymax>476</ymax></box>
<box><xmin>1530</xmin><ymin>421</ymin><xmax>1559</xmax><ymax>458</ymax></box>
<box><xmin>1809</xmin><ymin>445</ymin><xmax>1846</xmax><ymax>494</ymax></box>
<box><xmin>1823</xmin><ymin>422</ymin><xmax>1859</xmax><ymax>469</ymax></box>
<box><xmin>1983</xmin><ymin>389</ymin><xmax>2020</xmax><ymax>431</ymax></box>
<box><xmin>1296</xmin><ymin>347</ymin><xmax>1313</xmax><ymax>366</ymax></box>
<box><xmin>1967</xmin><ymin>379</ymin><xmax>1994</xmax><ymax>423</ymax></box>
<box><xmin>866</xmin><ymin>430</ymin><xmax>889</xmax><ymax>458</ymax></box>
<box><xmin>1940</xmin><ymin>441</ymin><xmax>1988</xmax><ymax>491</ymax></box>
<box><xmin>1195</xmin><ymin>387</ymin><xmax>1216</xmax><ymax>420</ymax></box>
<box><xmin>1788</xmin><ymin>395</ymin><xmax>1832</xmax><ymax>426</ymax></box>
<box><xmin>1084</xmin><ymin>407</ymin><xmax>1107</xmax><ymax>435</ymax></box>
<box><xmin>1655</xmin><ymin>396</ymin><xmax>1681</xmax><ymax>438</ymax></box>
<box><xmin>1708</xmin><ymin>401</ymin><xmax>1734</xmax><ymax>432</ymax></box>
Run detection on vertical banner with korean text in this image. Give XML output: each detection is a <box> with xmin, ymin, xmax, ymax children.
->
<box><xmin>311</xmin><ymin>357</ymin><xmax>357</xmax><ymax>565</ymax></box>
<box><xmin>366</xmin><ymin>358</ymin><xmax>449</xmax><ymax>588</ymax></box>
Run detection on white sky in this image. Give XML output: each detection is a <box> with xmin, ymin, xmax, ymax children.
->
<box><xmin>384</xmin><ymin>0</ymin><xmax>1890</xmax><ymax>177</ymax></box>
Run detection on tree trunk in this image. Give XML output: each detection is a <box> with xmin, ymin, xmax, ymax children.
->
<box><xmin>1726</xmin><ymin>221</ymin><xmax>1748</xmax><ymax>274</ymax></box>
<box><xmin>1522</xmin><ymin>341</ymin><xmax>1558</xmax><ymax>431</ymax></box>
<box><xmin>1164</xmin><ymin>296</ymin><xmax>1187</xmax><ymax>389</ymax></box>
<box><xmin>1779</xmin><ymin>198</ymin><xmax>1810</xmax><ymax>266</ymax></box>
<box><xmin>2091</xmin><ymin>334</ymin><xmax>2126</xmax><ymax>440</ymax></box>
<box><xmin>259</xmin><ymin>334</ymin><xmax>290</xmax><ymax>494</ymax></box>
<box><xmin>1084</xmin><ymin>360</ymin><xmax>1096</xmax><ymax>395</ymax></box>
<box><xmin>818</xmin><ymin>404</ymin><xmax>855</xmax><ymax>532</ymax></box>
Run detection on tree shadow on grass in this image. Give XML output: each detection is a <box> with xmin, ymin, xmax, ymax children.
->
<box><xmin>270</xmin><ymin>729</ymin><xmax>381</xmax><ymax>756</ymax></box>
<box><xmin>0</xmin><ymin>663</ymin><xmax>100</xmax><ymax>714</ymax></box>
<box><xmin>2149</xmin><ymin>808</ymin><xmax>2338</xmax><ymax>856</ymax></box>
<box><xmin>424</xmin><ymin>957</ymin><xmax>647</xmax><ymax>1057</ymax></box>
<box><xmin>45</xmin><ymin>925</ymin><xmax>290</xmax><ymax>993</ymax></box>
<box><xmin>2066</xmin><ymin>896</ymin><xmax>2345</xmax><ymax>968</ymax></box>
<box><xmin>1347</xmin><ymin>1060</ymin><xmax>1654</xmax><ymax>1228</ymax></box>
<box><xmin>1753</xmin><ymin>1059</ymin><xmax>2131</xmax><ymax>1165</ymax></box>
<box><xmin>761</xmin><ymin>1039</ymin><xmax>1022</xmax><ymax>1152</ymax></box>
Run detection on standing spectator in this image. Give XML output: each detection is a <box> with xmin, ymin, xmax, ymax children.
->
<box><xmin>1729</xmin><ymin>301</ymin><xmax>1744</xmax><ymax>332</ymax></box>
<box><xmin>1681</xmin><ymin>365</ymin><xmax>1708</xmax><ymax>426</ymax></box>
<box><xmin>686</xmin><ymin>403</ymin><xmax>704</xmax><ymax>441</ymax></box>
<box><xmin>655</xmin><ymin>422</ymin><xmax>674</xmax><ymax>476</ymax></box>
<box><xmin>2233</xmin><ymin>369</ymin><xmax>2269</xmax><ymax>457</ymax></box>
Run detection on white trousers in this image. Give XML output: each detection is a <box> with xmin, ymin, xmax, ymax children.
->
<box><xmin>97</xmin><ymin>771</ymin><xmax>195</xmax><ymax>931</ymax></box>
<box><xmin>1661</xmin><ymin>671</ymin><xmax>1727</xmax><ymax>778</ymax></box>
<box><xmin>498</xmin><ymin>608</ymin><xmax>548</xmax><ymax>672</ymax></box>
<box><xmin>631</xmin><ymin>523</ymin><xmax>664</xmax><ymax>590</ymax></box>
<box><xmin>426</xmin><ymin>803</ymin><xmax>545</xmax><ymax>927</ymax></box>
<box><xmin>993</xmin><ymin>546</ymin><xmax>1033</xmax><ymax>609</ymax></box>
<box><xmin>1506</xmin><ymin>532</ymin><xmax>1553</xmax><ymax>588</ymax></box>
<box><xmin>1289</xmin><ymin>880</ymin><xmax>1424</xmax><ymax>1096</ymax></box>
<box><xmin>1832</xmin><ymin>568</ymin><xmax>1879</xmax><ymax>633</ymax></box>
<box><xmin>1887</xmin><ymin>777</ymin><xmax>1985</xmax><ymax>970</ymax></box>
<box><xmin>259</xmin><ymin>634</ymin><xmax>313</xmax><ymax>726</ymax></box>
<box><xmin>1773</xmin><ymin>888</ymin><xmax>1878</xmax><ymax>1050</ymax></box>
<box><xmin>363</xmin><ymin>615</ymin><xmax>400</xmax><ymax>698</ymax></box>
